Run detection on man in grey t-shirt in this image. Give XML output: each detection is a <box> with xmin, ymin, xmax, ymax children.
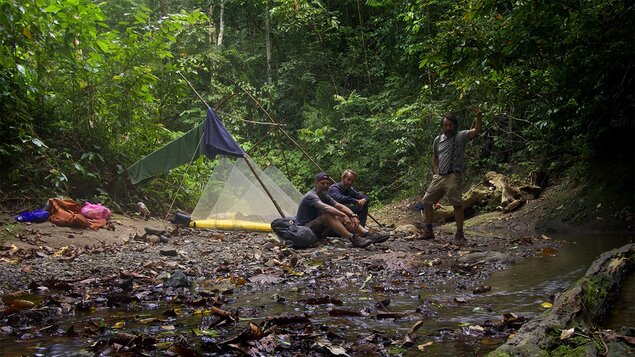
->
<box><xmin>420</xmin><ymin>108</ymin><xmax>482</xmax><ymax>245</ymax></box>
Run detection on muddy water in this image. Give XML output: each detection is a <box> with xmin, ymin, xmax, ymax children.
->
<box><xmin>476</xmin><ymin>233</ymin><xmax>633</xmax><ymax>325</ymax></box>
<box><xmin>3</xmin><ymin>233</ymin><xmax>632</xmax><ymax>356</ymax></box>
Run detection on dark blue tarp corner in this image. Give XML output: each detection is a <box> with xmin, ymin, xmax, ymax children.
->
<box><xmin>202</xmin><ymin>108</ymin><xmax>246</xmax><ymax>160</ymax></box>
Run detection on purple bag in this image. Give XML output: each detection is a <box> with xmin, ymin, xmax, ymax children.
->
<box><xmin>15</xmin><ymin>210</ymin><xmax>49</xmax><ymax>223</ymax></box>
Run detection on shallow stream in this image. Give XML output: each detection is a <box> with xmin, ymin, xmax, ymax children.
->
<box><xmin>2</xmin><ymin>233</ymin><xmax>632</xmax><ymax>356</ymax></box>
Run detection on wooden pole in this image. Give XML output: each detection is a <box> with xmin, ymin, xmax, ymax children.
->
<box><xmin>179</xmin><ymin>72</ymin><xmax>212</xmax><ymax>110</ymax></box>
<box><xmin>243</xmin><ymin>156</ymin><xmax>286</xmax><ymax>218</ymax></box>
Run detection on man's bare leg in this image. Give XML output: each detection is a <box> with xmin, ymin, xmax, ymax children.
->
<box><xmin>420</xmin><ymin>203</ymin><xmax>435</xmax><ymax>240</ymax></box>
<box><xmin>452</xmin><ymin>205</ymin><xmax>466</xmax><ymax>245</ymax></box>
<box><xmin>454</xmin><ymin>205</ymin><xmax>464</xmax><ymax>232</ymax></box>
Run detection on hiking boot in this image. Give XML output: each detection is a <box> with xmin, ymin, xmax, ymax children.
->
<box><xmin>419</xmin><ymin>227</ymin><xmax>435</xmax><ymax>240</ymax></box>
<box><xmin>451</xmin><ymin>230</ymin><xmax>467</xmax><ymax>246</ymax></box>
<box><xmin>366</xmin><ymin>231</ymin><xmax>390</xmax><ymax>244</ymax></box>
<box><xmin>349</xmin><ymin>234</ymin><xmax>373</xmax><ymax>248</ymax></box>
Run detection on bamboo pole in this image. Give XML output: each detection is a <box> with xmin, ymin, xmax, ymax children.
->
<box><xmin>243</xmin><ymin>156</ymin><xmax>286</xmax><ymax>218</ymax></box>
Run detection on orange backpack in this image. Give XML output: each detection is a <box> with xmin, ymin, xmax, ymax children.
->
<box><xmin>47</xmin><ymin>198</ymin><xmax>106</xmax><ymax>230</ymax></box>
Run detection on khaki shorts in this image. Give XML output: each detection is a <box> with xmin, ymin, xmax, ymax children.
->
<box><xmin>305</xmin><ymin>215</ymin><xmax>333</xmax><ymax>237</ymax></box>
<box><xmin>422</xmin><ymin>173</ymin><xmax>463</xmax><ymax>206</ymax></box>
<box><xmin>306</xmin><ymin>214</ymin><xmax>354</xmax><ymax>238</ymax></box>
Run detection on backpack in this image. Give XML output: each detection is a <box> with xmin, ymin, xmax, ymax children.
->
<box><xmin>271</xmin><ymin>217</ymin><xmax>318</xmax><ymax>249</ymax></box>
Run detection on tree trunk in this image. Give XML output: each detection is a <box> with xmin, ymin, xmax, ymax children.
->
<box><xmin>159</xmin><ymin>0</ymin><xmax>168</xmax><ymax>17</ymax></box>
<box><xmin>208</xmin><ymin>4</ymin><xmax>217</xmax><ymax>46</ymax></box>
<box><xmin>356</xmin><ymin>0</ymin><xmax>371</xmax><ymax>86</ymax></box>
<box><xmin>265</xmin><ymin>0</ymin><xmax>272</xmax><ymax>85</ymax></box>
<box><xmin>218</xmin><ymin>0</ymin><xmax>225</xmax><ymax>47</ymax></box>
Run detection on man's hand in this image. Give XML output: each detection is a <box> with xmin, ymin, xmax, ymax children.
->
<box><xmin>356</xmin><ymin>198</ymin><xmax>367</xmax><ymax>208</ymax></box>
<box><xmin>347</xmin><ymin>214</ymin><xmax>360</xmax><ymax>230</ymax></box>
<box><xmin>475</xmin><ymin>106</ymin><xmax>482</xmax><ymax>118</ymax></box>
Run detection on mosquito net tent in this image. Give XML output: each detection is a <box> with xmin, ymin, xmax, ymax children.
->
<box><xmin>190</xmin><ymin>157</ymin><xmax>300</xmax><ymax>231</ymax></box>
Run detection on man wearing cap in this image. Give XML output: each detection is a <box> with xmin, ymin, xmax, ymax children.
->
<box><xmin>420</xmin><ymin>108</ymin><xmax>482</xmax><ymax>245</ymax></box>
<box><xmin>296</xmin><ymin>172</ymin><xmax>385</xmax><ymax>248</ymax></box>
<box><xmin>328</xmin><ymin>169</ymin><xmax>370</xmax><ymax>227</ymax></box>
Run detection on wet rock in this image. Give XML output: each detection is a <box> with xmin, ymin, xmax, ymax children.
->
<box><xmin>423</xmin><ymin>257</ymin><xmax>442</xmax><ymax>266</ymax></box>
<box><xmin>144</xmin><ymin>227</ymin><xmax>166</xmax><ymax>236</ymax></box>
<box><xmin>159</xmin><ymin>249</ymin><xmax>178</xmax><ymax>257</ymax></box>
<box><xmin>164</xmin><ymin>270</ymin><xmax>192</xmax><ymax>288</ymax></box>
<box><xmin>395</xmin><ymin>224</ymin><xmax>418</xmax><ymax>235</ymax></box>
<box><xmin>456</xmin><ymin>251</ymin><xmax>510</xmax><ymax>265</ymax></box>
<box><xmin>472</xmin><ymin>285</ymin><xmax>492</xmax><ymax>294</ymax></box>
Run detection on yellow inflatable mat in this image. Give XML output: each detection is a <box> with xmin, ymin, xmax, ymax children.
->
<box><xmin>191</xmin><ymin>219</ymin><xmax>272</xmax><ymax>232</ymax></box>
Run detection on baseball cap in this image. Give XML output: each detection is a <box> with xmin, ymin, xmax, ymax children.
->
<box><xmin>314</xmin><ymin>172</ymin><xmax>330</xmax><ymax>182</ymax></box>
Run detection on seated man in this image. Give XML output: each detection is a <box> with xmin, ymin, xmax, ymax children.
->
<box><xmin>296</xmin><ymin>172</ymin><xmax>386</xmax><ymax>248</ymax></box>
<box><xmin>328</xmin><ymin>169</ymin><xmax>370</xmax><ymax>227</ymax></box>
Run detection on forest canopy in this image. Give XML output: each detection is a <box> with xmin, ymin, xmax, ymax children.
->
<box><xmin>1</xmin><ymin>0</ymin><xmax>632</xmax><ymax>213</ymax></box>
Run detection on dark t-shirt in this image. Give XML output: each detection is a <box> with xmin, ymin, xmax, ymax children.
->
<box><xmin>296</xmin><ymin>189</ymin><xmax>337</xmax><ymax>225</ymax></box>
<box><xmin>328</xmin><ymin>182</ymin><xmax>368</xmax><ymax>205</ymax></box>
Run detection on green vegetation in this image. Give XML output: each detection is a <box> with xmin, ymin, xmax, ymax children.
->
<box><xmin>1</xmin><ymin>0</ymin><xmax>632</xmax><ymax>214</ymax></box>
<box><xmin>550</xmin><ymin>344</ymin><xmax>593</xmax><ymax>357</ymax></box>
<box><xmin>0</xmin><ymin>223</ymin><xmax>24</xmax><ymax>244</ymax></box>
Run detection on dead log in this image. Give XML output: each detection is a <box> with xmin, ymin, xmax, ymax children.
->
<box><xmin>427</xmin><ymin>170</ymin><xmax>543</xmax><ymax>222</ymax></box>
<box><xmin>485</xmin><ymin>171</ymin><xmax>528</xmax><ymax>212</ymax></box>
<box><xmin>488</xmin><ymin>243</ymin><xmax>635</xmax><ymax>357</ymax></box>
<box><xmin>431</xmin><ymin>184</ymin><xmax>493</xmax><ymax>222</ymax></box>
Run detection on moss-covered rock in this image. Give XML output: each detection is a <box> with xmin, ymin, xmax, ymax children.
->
<box><xmin>488</xmin><ymin>244</ymin><xmax>635</xmax><ymax>357</ymax></box>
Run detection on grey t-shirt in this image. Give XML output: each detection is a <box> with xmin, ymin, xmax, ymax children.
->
<box><xmin>433</xmin><ymin>129</ymin><xmax>470</xmax><ymax>174</ymax></box>
<box><xmin>296</xmin><ymin>190</ymin><xmax>337</xmax><ymax>225</ymax></box>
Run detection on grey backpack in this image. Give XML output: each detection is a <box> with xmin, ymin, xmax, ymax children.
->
<box><xmin>271</xmin><ymin>217</ymin><xmax>319</xmax><ymax>249</ymax></box>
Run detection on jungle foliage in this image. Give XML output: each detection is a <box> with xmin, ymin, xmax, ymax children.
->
<box><xmin>0</xmin><ymin>0</ymin><xmax>632</xmax><ymax>214</ymax></box>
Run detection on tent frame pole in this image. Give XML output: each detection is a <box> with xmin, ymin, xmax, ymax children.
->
<box><xmin>243</xmin><ymin>156</ymin><xmax>286</xmax><ymax>218</ymax></box>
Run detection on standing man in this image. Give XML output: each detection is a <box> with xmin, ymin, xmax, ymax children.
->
<box><xmin>420</xmin><ymin>108</ymin><xmax>482</xmax><ymax>245</ymax></box>
<box><xmin>296</xmin><ymin>172</ymin><xmax>385</xmax><ymax>248</ymax></box>
<box><xmin>328</xmin><ymin>169</ymin><xmax>370</xmax><ymax>227</ymax></box>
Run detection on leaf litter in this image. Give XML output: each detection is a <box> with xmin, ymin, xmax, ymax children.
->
<box><xmin>0</xmin><ymin>213</ymin><xmax>569</xmax><ymax>355</ymax></box>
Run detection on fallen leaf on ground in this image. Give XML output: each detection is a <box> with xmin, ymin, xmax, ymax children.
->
<box><xmin>315</xmin><ymin>337</ymin><xmax>349</xmax><ymax>356</ymax></box>
<box><xmin>417</xmin><ymin>341</ymin><xmax>433</xmax><ymax>350</ymax></box>
<box><xmin>541</xmin><ymin>247</ymin><xmax>558</xmax><ymax>256</ymax></box>
<box><xmin>560</xmin><ymin>327</ymin><xmax>574</xmax><ymax>340</ymax></box>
